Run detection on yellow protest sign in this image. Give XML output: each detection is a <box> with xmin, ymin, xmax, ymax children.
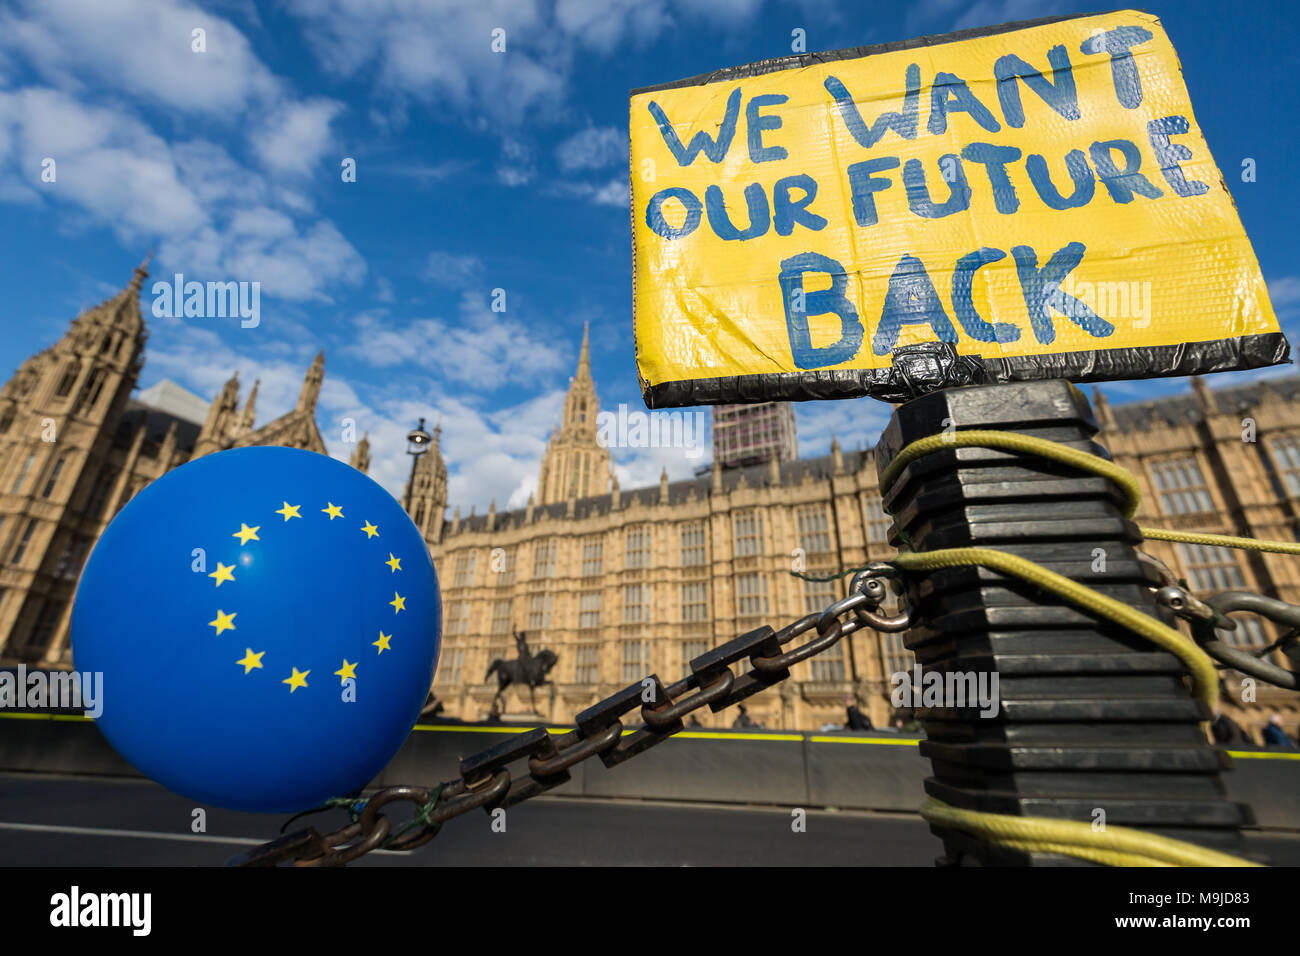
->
<box><xmin>630</xmin><ymin>10</ymin><xmax>1286</xmax><ymax>407</ymax></box>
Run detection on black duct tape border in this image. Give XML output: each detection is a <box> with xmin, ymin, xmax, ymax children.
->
<box><xmin>641</xmin><ymin>333</ymin><xmax>1292</xmax><ymax>408</ymax></box>
<box><xmin>631</xmin><ymin>11</ymin><xmax>1114</xmax><ymax>95</ymax></box>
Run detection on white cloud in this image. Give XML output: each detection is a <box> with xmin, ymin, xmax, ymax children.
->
<box><xmin>1267</xmin><ymin>276</ymin><xmax>1300</xmax><ymax>312</ymax></box>
<box><xmin>252</xmin><ymin>98</ymin><xmax>345</xmax><ymax>175</ymax></box>
<box><xmin>556</xmin><ymin>125</ymin><xmax>627</xmax><ymax>171</ymax></box>
<box><xmin>555</xmin><ymin>0</ymin><xmax>674</xmax><ymax>54</ymax></box>
<box><xmin>423</xmin><ymin>252</ymin><xmax>484</xmax><ymax>289</ymax></box>
<box><xmin>0</xmin><ymin>89</ymin><xmax>205</xmax><ymax>235</ymax></box>
<box><xmin>0</xmin><ymin>0</ymin><xmax>366</xmax><ymax>302</ymax></box>
<box><xmin>793</xmin><ymin>400</ymin><xmax>892</xmax><ymax>460</ymax></box>
<box><xmin>352</xmin><ymin>388</ymin><xmax>566</xmax><ymax>514</ymax></box>
<box><xmin>284</xmin><ymin>0</ymin><xmax>565</xmax><ymax>128</ymax></box>
<box><xmin>613</xmin><ymin>441</ymin><xmax>706</xmax><ymax>491</ymax></box>
<box><xmin>905</xmin><ymin>0</ymin><xmax>1069</xmax><ymax>35</ymax></box>
<box><xmin>0</xmin><ymin>0</ymin><xmax>281</xmax><ymax>114</ymax></box>
<box><xmin>346</xmin><ymin>310</ymin><xmax>569</xmax><ymax>386</ymax></box>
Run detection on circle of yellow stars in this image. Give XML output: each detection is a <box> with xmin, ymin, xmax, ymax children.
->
<box><xmin>204</xmin><ymin>499</ymin><xmax>406</xmax><ymax>695</ymax></box>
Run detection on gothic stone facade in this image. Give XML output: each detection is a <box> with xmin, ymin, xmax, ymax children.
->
<box><xmin>0</xmin><ymin>262</ymin><xmax>366</xmax><ymax>666</ymax></box>
<box><xmin>418</xmin><ymin>336</ymin><xmax>1300</xmax><ymax>738</ymax></box>
<box><xmin>4</xmin><ymin>265</ymin><xmax>1299</xmax><ymax>737</ymax></box>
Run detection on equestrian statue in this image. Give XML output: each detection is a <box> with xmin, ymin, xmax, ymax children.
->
<box><xmin>485</xmin><ymin>629</ymin><xmax>558</xmax><ymax>713</ymax></box>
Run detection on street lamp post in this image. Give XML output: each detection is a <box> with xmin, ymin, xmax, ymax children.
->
<box><xmin>403</xmin><ymin>417</ymin><xmax>433</xmax><ymax>513</ymax></box>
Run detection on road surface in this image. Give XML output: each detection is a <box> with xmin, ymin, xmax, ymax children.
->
<box><xmin>2</xmin><ymin>772</ymin><xmax>1297</xmax><ymax>866</ymax></box>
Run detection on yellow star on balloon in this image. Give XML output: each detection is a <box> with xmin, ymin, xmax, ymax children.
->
<box><xmin>276</xmin><ymin>501</ymin><xmax>302</xmax><ymax>521</ymax></box>
<box><xmin>361</xmin><ymin>520</ymin><xmax>379</xmax><ymax>539</ymax></box>
<box><xmin>208</xmin><ymin>609</ymin><xmax>236</xmax><ymax>635</ymax></box>
<box><xmin>385</xmin><ymin>553</ymin><xmax>401</xmax><ymax>573</ymax></box>
<box><xmin>334</xmin><ymin>659</ymin><xmax>358</xmax><ymax>683</ymax></box>
<box><xmin>233</xmin><ymin>523</ymin><xmax>260</xmax><ymax>545</ymax></box>
<box><xmin>389</xmin><ymin>592</ymin><xmax>406</xmax><ymax>613</ymax></box>
<box><xmin>322</xmin><ymin>502</ymin><xmax>344</xmax><ymax>520</ymax></box>
<box><xmin>236</xmin><ymin>648</ymin><xmax>264</xmax><ymax>674</ymax></box>
<box><xmin>208</xmin><ymin>562</ymin><xmax>235</xmax><ymax>587</ymax></box>
<box><xmin>283</xmin><ymin>668</ymin><xmax>309</xmax><ymax>693</ymax></box>
<box><xmin>373</xmin><ymin>631</ymin><xmax>392</xmax><ymax>654</ymax></box>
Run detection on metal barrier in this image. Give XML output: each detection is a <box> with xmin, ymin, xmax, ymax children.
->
<box><xmin>4</xmin><ymin>712</ymin><xmax>1298</xmax><ymax>827</ymax></box>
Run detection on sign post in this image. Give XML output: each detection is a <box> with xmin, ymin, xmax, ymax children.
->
<box><xmin>630</xmin><ymin>10</ymin><xmax>1283</xmax><ymax>864</ymax></box>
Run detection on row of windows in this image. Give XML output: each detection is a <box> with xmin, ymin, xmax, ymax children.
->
<box><xmin>0</xmin><ymin>515</ymin><xmax>91</xmax><ymax>580</ymax></box>
<box><xmin>455</xmin><ymin>500</ymin><xmax>902</xmax><ymax>586</ymax></box>
<box><xmin>445</xmin><ymin>574</ymin><xmax>838</xmax><ymax>636</ymax></box>
<box><xmin>439</xmin><ymin>637</ymin><xmax>850</xmax><ymax>686</ymax></box>
<box><xmin>10</xmin><ymin>453</ymin><xmax>66</xmax><ymax>499</ymax></box>
<box><xmin>7</xmin><ymin>452</ymin><xmax>119</xmax><ymax>520</ymax></box>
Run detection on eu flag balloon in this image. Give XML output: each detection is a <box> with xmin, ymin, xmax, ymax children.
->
<box><xmin>71</xmin><ymin>446</ymin><xmax>441</xmax><ymax>813</ymax></box>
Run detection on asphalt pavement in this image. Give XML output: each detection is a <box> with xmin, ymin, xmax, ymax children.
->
<box><xmin>2</xmin><ymin>772</ymin><xmax>1298</xmax><ymax>866</ymax></box>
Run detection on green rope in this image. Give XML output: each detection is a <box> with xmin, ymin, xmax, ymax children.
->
<box><xmin>279</xmin><ymin>794</ymin><xmax>365</xmax><ymax>834</ymax></box>
<box><xmin>381</xmin><ymin>781</ymin><xmax>447</xmax><ymax>849</ymax></box>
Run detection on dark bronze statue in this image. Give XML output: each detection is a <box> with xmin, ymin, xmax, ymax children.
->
<box><xmin>485</xmin><ymin>629</ymin><xmax>557</xmax><ymax>713</ymax></box>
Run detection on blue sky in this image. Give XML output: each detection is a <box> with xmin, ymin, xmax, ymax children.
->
<box><xmin>0</xmin><ymin>0</ymin><xmax>1296</xmax><ymax>512</ymax></box>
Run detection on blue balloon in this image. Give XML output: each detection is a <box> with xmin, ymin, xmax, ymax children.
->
<box><xmin>71</xmin><ymin>446</ymin><xmax>441</xmax><ymax>813</ymax></box>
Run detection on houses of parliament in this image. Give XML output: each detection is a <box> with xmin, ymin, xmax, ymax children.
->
<box><xmin>2</xmin><ymin>262</ymin><xmax>1298</xmax><ymax>735</ymax></box>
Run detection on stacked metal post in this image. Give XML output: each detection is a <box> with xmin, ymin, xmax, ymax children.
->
<box><xmin>875</xmin><ymin>379</ymin><xmax>1255</xmax><ymax>866</ymax></box>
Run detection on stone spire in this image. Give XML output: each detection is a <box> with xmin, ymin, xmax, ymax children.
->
<box><xmin>404</xmin><ymin>419</ymin><xmax>448</xmax><ymax>543</ymax></box>
<box><xmin>1190</xmin><ymin>375</ymin><xmax>1213</xmax><ymax>414</ymax></box>
<box><xmin>297</xmin><ymin>350</ymin><xmax>325</xmax><ymax>413</ymax></box>
<box><xmin>1091</xmin><ymin>385</ymin><xmax>1115</xmax><ymax>430</ymax></box>
<box><xmin>830</xmin><ymin>433</ymin><xmax>843</xmax><ymax>473</ymax></box>
<box><xmin>236</xmin><ymin>379</ymin><xmax>259</xmax><ymax>433</ymax></box>
<box><xmin>576</xmin><ymin>321</ymin><xmax>591</xmax><ymax>380</ymax></box>
<box><xmin>536</xmin><ymin>324</ymin><xmax>611</xmax><ymax>505</ymax></box>
<box><xmin>660</xmin><ymin>466</ymin><xmax>670</xmax><ymax>503</ymax></box>
<box><xmin>349</xmin><ymin>432</ymin><xmax>371</xmax><ymax>474</ymax></box>
<box><xmin>194</xmin><ymin>371</ymin><xmax>241</xmax><ymax>457</ymax></box>
<box><xmin>129</xmin><ymin>252</ymin><xmax>151</xmax><ymax>293</ymax></box>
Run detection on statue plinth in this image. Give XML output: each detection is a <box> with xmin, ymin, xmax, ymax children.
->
<box><xmin>489</xmin><ymin>711</ymin><xmax>547</xmax><ymax>724</ymax></box>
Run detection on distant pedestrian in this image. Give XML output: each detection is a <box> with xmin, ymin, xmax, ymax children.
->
<box><xmin>732</xmin><ymin>704</ymin><xmax>757</xmax><ymax>730</ymax></box>
<box><xmin>1210</xmin><ymin>707</ymin><xmax>1248</xmax><ymax>746</ymax></box>
<box><xmin>843</xmin><ymin>693</ymin><xmax>872</xmax><ymax>731</ymax></box>
<box><xmin>1262</xmin><ymin>712</ymin><xmax>1296</xmax><ymax>748</ymax></box>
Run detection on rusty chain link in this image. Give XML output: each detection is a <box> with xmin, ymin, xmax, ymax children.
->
<box><xmin>227</xmin><ymin>564</ymin><xmax>911</xmax><ymax>867</ymax></box>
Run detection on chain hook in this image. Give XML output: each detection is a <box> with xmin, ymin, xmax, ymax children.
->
<box><xmin>1185</xmin><ymin>590</ymin><xmax>1300</xmax><ymax>691</ymax></box>
<box><xmin>847</xmin><ymin>562</ymin><xmax>913</xmax><ymax>633</ymax></box>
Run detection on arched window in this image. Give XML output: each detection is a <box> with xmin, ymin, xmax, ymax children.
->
<box><xmin>0</xmin><ymin>405</ymin><xmax>15</xmax><ymax>435</ymax></box>
<box><xmin>55</xmin><ymin>360</ymin><xmax>81</xmax><ymax>397</ymax></box>
<box><xmin>75</xmin><ymin>368</ymin><xmax>108</xmax><ymax>414</ymax></box>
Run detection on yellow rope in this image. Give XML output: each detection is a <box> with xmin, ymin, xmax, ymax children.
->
<box><xmin>877</xmin><ymin>429</ymin><xmax>1143</xmax><ymax>518</ymax></box>
<box><xmin>882</xmin><ymin>429</ymin><xmax>1277</xmax><ymax>868</ymax></box>
<box><xmin>1140</xmin><ymin>527</ymin><xmax>1300</xmax><ymax>556</ymax></box>
<box><xmin>877</xmin><ymin>429</ymin><xmax>1300</xmax><ymax>556</ymax></box>
<box><xmin>921</xmin><ymin>798</ymin><xmax>1263</xmax><ymax>867</ymax></box>
<box><xmin>890</xmin><ymin>547</ymin><xmax>1219</xmax><ymax>711</ymax></box>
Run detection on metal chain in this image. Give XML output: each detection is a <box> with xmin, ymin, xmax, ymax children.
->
<box><xmin>227</xmin><ymin>563</ymin><xmax>912</xmax><ymax>867</ymax></box>
<box><xmin>1144</xmin><ymin>550</ymin><xmax>1300</xmax><ymax>690</ymax></box>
